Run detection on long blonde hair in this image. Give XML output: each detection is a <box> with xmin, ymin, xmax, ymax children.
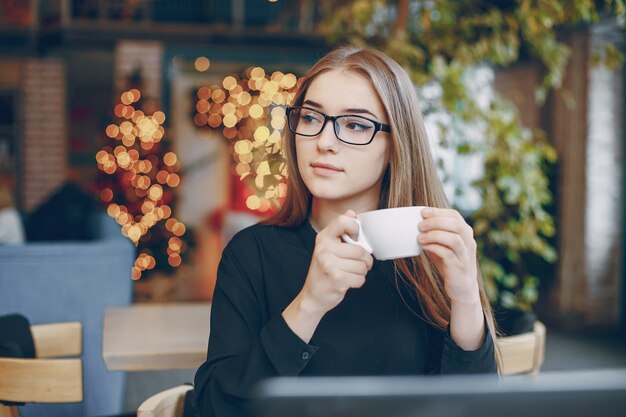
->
<box><xmin>267</xmin><ymin>46</ymin><xmax>499</xmax><ymax>368</ymax></box>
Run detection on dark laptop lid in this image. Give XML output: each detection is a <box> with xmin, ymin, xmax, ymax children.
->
<box><xmin>254</xmin><ymin>369</ymin><xmax>626</xmax><ymax>417</ymax></box>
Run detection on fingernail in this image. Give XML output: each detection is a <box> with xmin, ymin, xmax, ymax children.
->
<box><xmin>422</xmin><ymin>208</ymin><xmax>433</xmax><ymax>216</ymax></box>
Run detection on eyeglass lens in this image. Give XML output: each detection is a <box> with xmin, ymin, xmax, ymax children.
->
<box><xmin>288</xmin><ymin>107</ymin><xmax>377</xmax><ymax>145</ymax></box>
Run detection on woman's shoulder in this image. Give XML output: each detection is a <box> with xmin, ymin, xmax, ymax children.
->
<box><xmin>229</xmin><ymin>221</ymin><xmax>286</xmax><ymax>240</ymax></box>
<box><xmin>225</xmin><ymin>221</ymin><xmax>304</xmax><ymax>253</ymax></box>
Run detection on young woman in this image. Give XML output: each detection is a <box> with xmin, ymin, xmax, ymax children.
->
<box><xmin>194</xmin><ymin>46</ymin><xmax>498</xmax><ymax>416</ymax></box>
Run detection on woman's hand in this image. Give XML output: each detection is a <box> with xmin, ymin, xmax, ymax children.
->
<box><xmin>417</xmin><ymin>207</ymin><xmax>480</xmax><ymax>304</ymax></box>
<box><xmin>282</xmin><ymin>210</ymin><xmax>373</xmax><ymax>343</ymax></box>
<box><xmin>418</xmin><ymin>207</ymin><xmax>485</xmax><ymax>350</ymax></box>
<box><xmin>302</xmin><ymin>210</ymin><xmax>374</xmax><ymax>314</ymax></box>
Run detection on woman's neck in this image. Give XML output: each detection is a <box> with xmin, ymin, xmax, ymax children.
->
<box><xmin>310</xmin><ymin>196</ymin><xmax>379</xmax><ymax>231</ymax></box>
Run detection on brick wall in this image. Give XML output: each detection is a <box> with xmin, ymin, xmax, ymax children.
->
<box><xmin>21</xmin><ymin>58</ymin><xmax>67</xmax><ymax>211</ymax></box>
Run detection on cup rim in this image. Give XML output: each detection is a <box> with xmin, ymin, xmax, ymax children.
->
<box><xmin>357</xmin><ymin>205</ymin><xmax>428</xmax><ymax>217</ymax></box>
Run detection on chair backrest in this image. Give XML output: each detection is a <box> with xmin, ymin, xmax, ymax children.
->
<box><xmin>497</xmin><ymin>321</ymin><xmax>546</xmax><ymax>375</ymax></box>
<box><xmin>31</xmin><ymin>322</ymin><xmax>82</xmax><ymax>358</ymax></box>
<box><xmin>0</xmin><ymin>322</ymin><xmax>83</xmax><ymax>417</ymax></box>
<box><xmin>137</xmin><ymin>385</ymin><xmax>194</xmax><ymax>417</ymax></box>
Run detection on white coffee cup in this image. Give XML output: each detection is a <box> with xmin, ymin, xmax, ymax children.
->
<box><xmin>341</xmin><ymin>206</ymin><xmax>426</xmax><ymax>260</ymax></box>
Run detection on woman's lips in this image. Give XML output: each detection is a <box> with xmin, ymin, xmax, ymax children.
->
<box><xmin>311</xmin><ymin>162</ymin><xmax>343</xmax><ymax>176</ymax></box>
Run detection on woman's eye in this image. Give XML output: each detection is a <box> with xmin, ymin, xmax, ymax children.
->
<box><xmin>345</xmin><ymin>121</ymin><xmax>372</xmax><ymax>132</ymax></box>
<box><xmin>301</xmin><ymin>113</ymin><xmax>322</xmax><ymax>124</ymax></box>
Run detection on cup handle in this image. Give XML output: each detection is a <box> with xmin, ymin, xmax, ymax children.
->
<box><xmin>341</xmin><ymin>219</ymin><xmax>374</xmax><ymax>254</ymax></box>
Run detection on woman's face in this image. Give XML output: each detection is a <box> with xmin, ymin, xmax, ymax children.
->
<box><xmin>295</xmin><ymin>69</ymin><xmax>391</xmax><ymax>210</ymax></box>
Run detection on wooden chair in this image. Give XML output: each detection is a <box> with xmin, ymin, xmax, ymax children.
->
<box><xmin>0</xmin><ymin>322</ymin><xmax>83</xmax><ymax>417</ymax></box>
<box><xmin>497</xmin><ymin>320</ymin><xmax>546</xmax><ymax>375</ymax></box>
<box><xmin>137</xmin><ymin>385</ymin><xmax>193</xmax><ymax>417</ymax></box>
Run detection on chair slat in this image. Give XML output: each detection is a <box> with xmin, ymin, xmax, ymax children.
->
<box><xmin>497</xmin><ymin>321</ymin><xmax>546</xmax><ymax>375</ymax></box>
<box><xmin>31</xmin><ymin>322</ymin><xmax>82</xmax><ymax>358</ymax></box>
<box><xmin>137</xmin><ymin>385</ymin><xmax>193</xmax><ymax>417</ymax></box>
<box><xmin>531</xmin><ymin>321</ymin><xmax>546</xmax><ymax>373</ymax></box>
<box><xmin>0</xmin><ymin>358</ymin><xmax>83</xmax><ymax>403</ymax></box>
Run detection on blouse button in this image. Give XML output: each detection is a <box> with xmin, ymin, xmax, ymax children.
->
<box><xmin>301</xmin><ymin>351</ymin><xmax>311</xmax><ymax>360</ymax></box>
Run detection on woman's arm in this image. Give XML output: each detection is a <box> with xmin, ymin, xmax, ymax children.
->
<box><xmin>282</xmin><ymin>211</ymin><xmax>372</xmax><ymax>343</ymax></box>
<box><xmin>418</xmin><ymin>207</ymin><xmax>497</xmax><ymax>373</ymax></box>
<box><xmin>424</xmin><ymin>316</ymin><xmax>497</xmax><ymax>375</ymax></box>
<box><xmin>195</xmin><ymin>213</ymin><xmax>374</xmax><ymax>416</ymax></box>
<box><xmin>194</xmin><ymin>242</ymin><xmax>316</xmax><ymax>417</ymax></box>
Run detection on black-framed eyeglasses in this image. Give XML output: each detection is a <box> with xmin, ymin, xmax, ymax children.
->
<box><xmin>285</xmin><ymin>106</ymin><xmax>391</xmax><ymax>146</ymax></box>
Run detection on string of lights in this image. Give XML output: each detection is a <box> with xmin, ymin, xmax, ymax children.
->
<box><xmin>96</xmin><ymin>88</ymin><xmax>185</xmax><ymax>280</ymax></box>
<box><xmin>96</xmin><ymin>64</ymin><xmax>302</xmax><ymax>280</ymax></box>
<box><xmin>193</xmin><ymin>66</ymin><xmax>302</xmax><ymax>212</ymax></box>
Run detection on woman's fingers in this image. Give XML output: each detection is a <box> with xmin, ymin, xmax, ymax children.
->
<box><xmin>419</xmin><ymin>242</ymin><xmax>457</xmax><ymax>263</ymax></box>
<box><xmin>320</xmin><ymin>210</ymin><xmax>359</xmax><ymax>240</ymax></box>
<box><xmin>418</xmin><ymin>229</ymin><xmax>474</xmax><ymax>261</ymax></box>
<box><xmin>419</xmin><ymin>216</ymin><xmax>473</xmax><ymax>235</ymax></box>
<box><xmin>335</xmin><ymin>257</ymin><xmax>371</xmax><ymax>276</ymax></box>
<box><xmin>316</xmin><ymin>246</ymin><xmax>372</xmax><ymax>279</ymax></box>
<box><xmin>325</xmin><ymin>264</ymin><xmax>368</xmax><ymax>290</ymax></box>
<box><xmin>418</xmin><ymin>210</ymin><xmax>474</xmax><ymax>240</ymax></box>
<box><xmin>332</xmin><ymin>242</ymin><xmax>373</xmax><ymax>269</ymax></box>
<box><xmin>419</xmin><ymin>208</ymin><xmax>475</xmax><ymax>252</ymax></box>
<box><xmin>421</xmin><ymin>207</ymin><xmax>464</xmax><ymax>220</ymax></box>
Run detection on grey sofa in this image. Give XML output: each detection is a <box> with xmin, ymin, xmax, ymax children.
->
<box><xmin>0</xmin><ymin>212</ymin><xmax>135</xmax><ymax>417</ymax></box>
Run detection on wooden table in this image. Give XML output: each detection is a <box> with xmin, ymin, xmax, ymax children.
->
<box><xmin>102</xmin><ymin>303</ymin><xmax>211</xmax><ymax>371</ymax></box>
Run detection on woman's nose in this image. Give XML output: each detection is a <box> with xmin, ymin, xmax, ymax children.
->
<box><xmin>316</xmin><ymin>119</ymin><xmax>338</xmax><ymax>151</ymax></box>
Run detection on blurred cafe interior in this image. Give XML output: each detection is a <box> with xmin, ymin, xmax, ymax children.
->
<box><xmin>0</xmin><ymin>1</ymin><xmax>625</xmax><ymax>417</ymax></box>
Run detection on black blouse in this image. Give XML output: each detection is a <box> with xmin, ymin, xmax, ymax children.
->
<box><xmin>194</xmin><ymin>221</ymin><xmax>496</xmax><ymax>417</ymax></box>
